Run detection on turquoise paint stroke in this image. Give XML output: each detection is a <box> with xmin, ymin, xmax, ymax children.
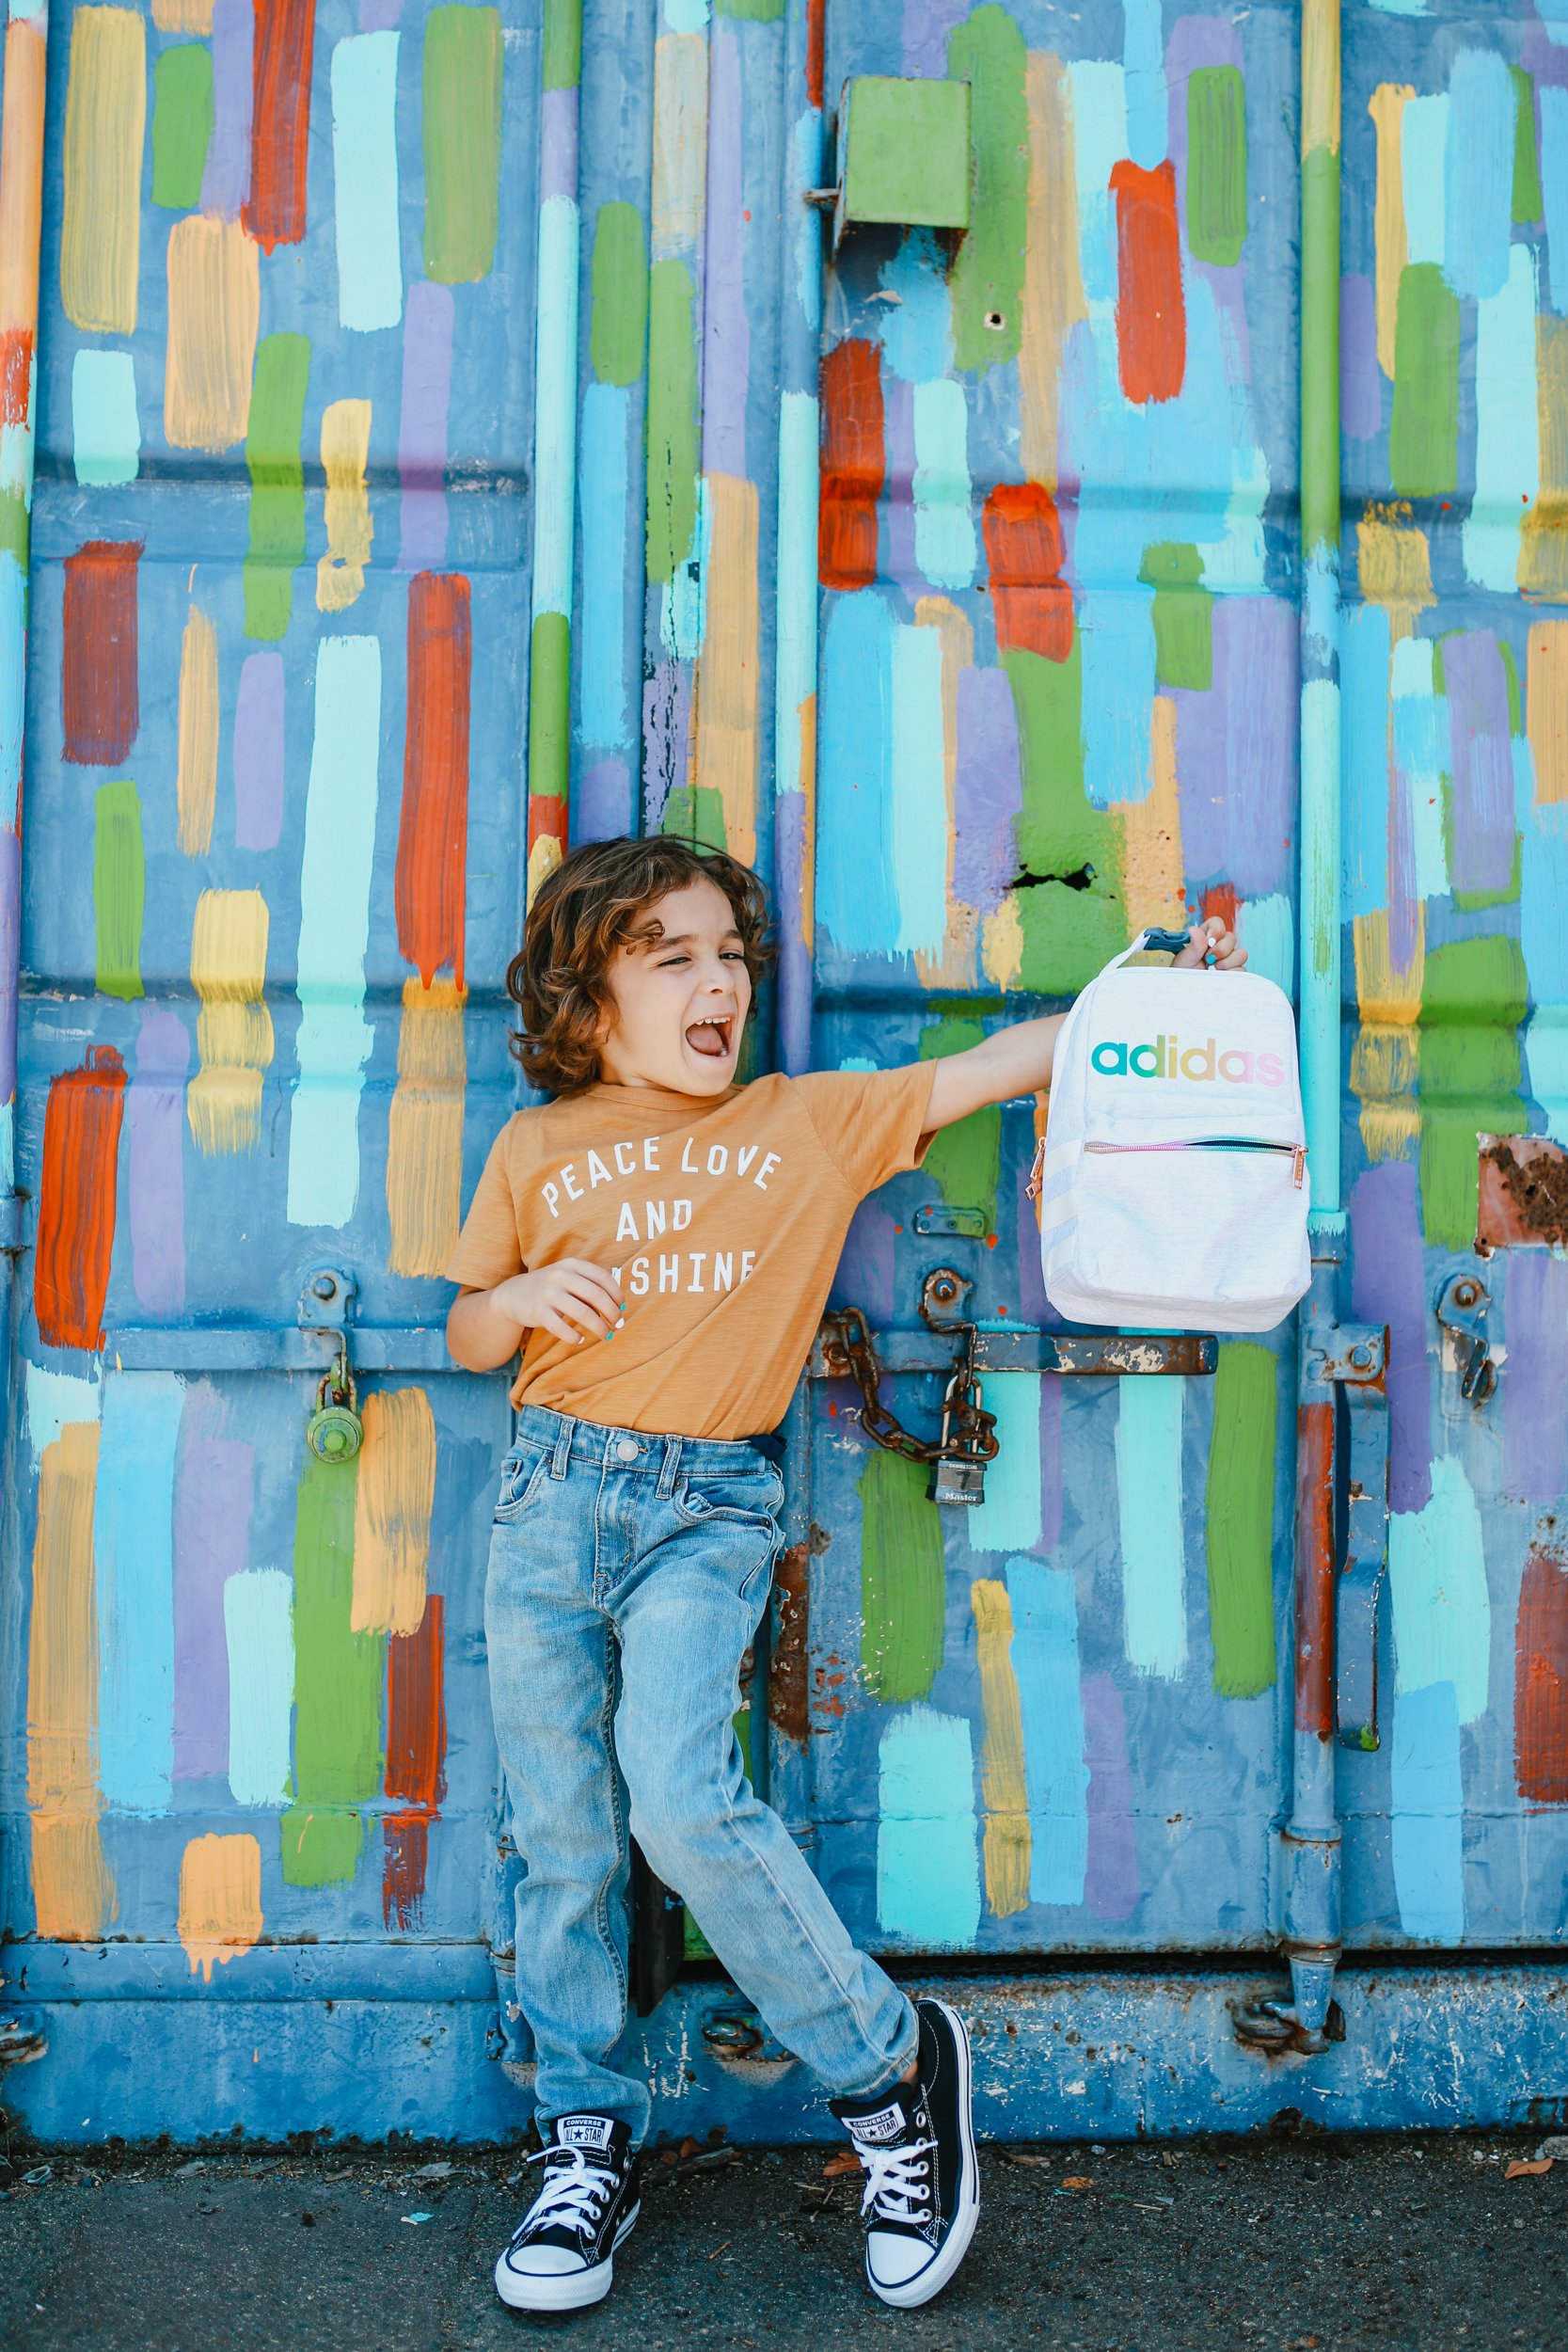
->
<box><xmin>890</xmin><ymin>623</ymin><xmax>947</xmax><ymax>959</ymax></box>
<box><xmin>1521</xmin><ymin>804</ymin><xmax>1568</xmax><ymax>1143</ymax></box>
<box><xmin>911</xmin><ymin>379</ymin><xmax>975</xmax><ymax>591</ymax></box>
<box><xmin>1541</xmin><ymin>88</ymin><xmax>1568</xmax><ymax>315</ymax></box>
<box><xmin>1391</xmin><ymin>637</ymin><xmax>1449</xmax><ymax>898</ymax></box>
<box><xmin>533</xmin><ymin>193</ymin><xmax>582</xmax><ymax>623</ymax></box>
<box><xmin>664</xmin><ymin>0</ymin><xmax>709</xmax><ymax>28</ymax></box>
<box><xmin>1368</xmin><ymin>1</ymin><xmax>1427</xmax><ymax>14</ymax></box>
<box><xmin>1390</xmin><ymin>1680</ymin><xmax>1465</xmax><ymax>1943</ymax></box>
<box><xmin>287</xmin><ymin>635</ymin><xmax>380</xmax><ymax>1231</ymax></box>
<box><xmin>1069</xmin><ymin>60</ymin><xmax>1128</xmax><ymax>306</ymax></box>
<box><xmin>1341</xmin><ymin>601</ymin><xmax>1391</xmax><ymax>923</ymax></box>
<box><xmin>71</xmin><ymin>350</ymin><xmax>140</xmax><ymax>485</ymax></box>
<box><xmin>968</xmin><ymin>1374</ymin><xmax>1043</xmax><ymax>1555</ymax></box>
<box><xmin>1115</xmin><ymin>1379</ymin><xmax>1186</xmax><ymax>1682</ymax></box>
<box><xmin>1006</xmin><ymin>1557</ymin><xmax>1088</xmax><ymax>1909</ymax></box>
<box><xmin>1121</xmin><ymin>0</ymin><xmax>1166</xmax><ymax>171</ymax></box>
<box><xmin>1236</xmin><ymin>894</ymin><xmax>1294</xmax><ymax>999</ymax></box>
<box><xmin>1526</xmin><ymin>1009</ymin><xmax>1568</xmax><ymax>1144</ymax></box>
<box><xmin>331</xmin><ymin>31</ymin><xmax>403</xmax><ymax>333</ymax></box>
<box><xmin>661</xmin><ymin>475</ymin><xmax>709</xmax><ymax>661</ymax></box>
<box><xmin>578</xmin><ymin>381</ymin><xmax>630</xmax><ymax>749</ymax></box>
<box><xmin>1081</xmin><ymin>588</ymin><xmax>1155</xmax><ymax>806</ymax></box>
<box><xmin>1401</xmin><ymin>96</ymin><xmax>1448</xmax><ymax>271</ymax></box>
<box><xmin>1299</xmin><ymin>675</ymin><xmax>1341</xmax><ymax>1222</ymax></box>
<box><xmin>225</xmin><ymin>1566</ymin><xmax>295</xmax><ymax>1808</ymax></box>
<box><xmin>1542</xmin><ymin>0</ymin><xmax>1568</xmax><ymax>41</ymax></box>
<box><xmin>792</xmin><ymin>110</ymin><xmax>822</xmax><ymax>334</ymax></box>
<box><xmin>877</xmin><ymin>1705</ymin><xmax>980</xmax><ymax>1947</ymax></box>
<box><xmin>0</xmin><ymin>555</ymin><xmax>24</xmax><ymax>830</ymax></box>
<box><xmin>1465</xmin><ymin>246</ymin><xmax>1538</xmax><ymax>592</ymax></box>
<box><xmin>816</xmin><ymin>591</ymin><xmax>895</xmax><ymax>957</ymax></box>
<box><xmin>1388</xmin><ymin>1454</ymin><xmax>1490</xmax><ymax>1725</ymax></box>
<box><xmin>24</xmin><ymin>1363</ymin><xmax>99</xmax><ymax>1454</ymax></box>
<box><xmin>773</xmin><ymin>389</ymin><xmax>817</xmax><ymax>803</ymax></box>
<box><xmin>95</xmin><ymin>1374</ymin><xmax>182</xmax><ymax>1817</ymax></box>
<box><xmin>876</xmin><ymin>231</ymin><xmax>954</xmax><ymax>381</ymax></box>
<box><xmin>1445</xmin><ymin>51</ymin><xmax>1514</xmax><ymax>303</ymax></box>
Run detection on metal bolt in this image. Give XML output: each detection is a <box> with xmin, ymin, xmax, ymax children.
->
<box><xmin>1350</xmin><ymin>1344</ymin><xmax>1370</xmax><ymax>1369</ymax></box>
<box><xmin>313</xmin><ymin>1274</ymin><xmax>336</xmax><ymax>1299</ymax></box>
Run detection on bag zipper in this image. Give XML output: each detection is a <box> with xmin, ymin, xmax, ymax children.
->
<box><xmin>1084</xmin><ymin>1137</ymin><xmax>1307</xmax><ymax>1189</ymax></box>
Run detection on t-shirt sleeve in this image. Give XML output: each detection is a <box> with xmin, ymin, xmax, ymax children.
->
<box><xmin>792</xmin><ymin>1063</ymin><xmax>938</xmax><ymax>1201</ymax></box>
<box><xmin>443</xmin><ymin>1122</ymin><xmax>525</xmax><ymax>1289</ymax></box>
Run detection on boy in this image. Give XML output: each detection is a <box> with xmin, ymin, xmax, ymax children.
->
<box><xmin>446</xmin><ymin>836</ymin><xmax>1243</xmax><ymax>2314</ymax></box>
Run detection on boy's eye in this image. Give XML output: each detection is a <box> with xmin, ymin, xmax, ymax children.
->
<box><xmin>721</xmin><ymin>947</ymin><xmax>746</xmax><ymax>962</ymax></box>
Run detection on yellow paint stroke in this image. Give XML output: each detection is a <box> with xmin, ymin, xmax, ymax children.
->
<box><xmin>165</xmin><ymin>215</ymin><xmax>260</xmax><ymax>453</ymax></box>
<box><xmin>351</xmin><ymin>1388</ymin><xmax>437</xmax><ymax>1637</ymax></box>
<box><xmin>1302</xmin><ymin>1</ymin><xmax>1341</xmax><ymax>160</ymax></box>
<box><xmin>188</xmin><ymin>889</ymin><xmax>274</xmax><ymax>1155</ymax></box>
<box><xmin>1357</xmin><ymin>502</ymin><xmax>1433</xmax><ymax>644</ymax></box>
<box><xmin>387</xmin><ymin>978</ymin><xmax>467</xmax><ymax>1279</ymax></box>
<box><xmin>694</xmin><ymin>472</ymin><xmax>759</xmax><ymax>866</ymax></box>
<box><xmin>971</xmin><ymin>1579</ymin><xmax>1030</xmax><ymax>1919</ymax></box>
<box><xmin>1521</xmin><ymin>316</ymin><xmax>1568</xmax><ymax>604</ymax></box>
<box><xmin>317</xmin><ymin>399</ymin><xmax>373</xmax><ymax>612</ymax></box>
<box><xmin>798</xmin><ymin>694</ymin><xmax>816</xmax><ymax>954</ymax></box>
<box><xmin>1367</xmin><ymin>85</ymin><xmax>1412</xmax><ymax>380</ymax></box>
<box><xmin>913</xmin><ymin>596</ymin><xmax>977</xmax><ymax>990</ymax></box>
<box><xmin>60</xmin><ymin>8</ymin><xmax>145</xmax><ymax>338</ymax></box>
<box><xmin>1116</xmin><ymin>694</ymin><xmax>1187</xmax><ymax>935</ymax></box>
<box><xmin>1527</xmin><ymin>621</ymin><xmax>1568</xmax><ymax>804</ymax></box>
<box><xmin>177</xmin><ymin>606</ymin><xmax>219</xmax><ymax>857</ymax></box>
<box><xmin>178</xmin><ymin>1833</ymin><xmax>262</xmax><ymax>1983</ymax></box>
<box><xmin>650</xmin><ymin>31</ymin><xmax>708</xmax><ymax>258</ymax></box>
<box><xmin>1352</xmin><ymin>906</ymin><xmax>1424</xmax><ymax>1164</ymax></box>
<box><xmin>27</xmin><ymin>1422</ymin><xmax>115</xmax><ymax>1941</ymax></box>
<box><xmin>0</xmin><ymin>17</ymin><xmax>48</xmax><ymax>344</ymax></box>
<box><xmin>1021</xmin><ymin>53</ymin><xmax>1086</xmax><ymax>490</ymax></box>
<box><xmin>527</xmin><ymin>833</ymin><xmax>563</xmax><ymax>908</ymax></box>
<box><xmin>981</xmin><ymin>894</ymin><xmax>1023</xmax><ymax>993</ymax></box>
<box><xmin>152</xmin><ymin>0</ymin><xmax>214</xmax><ymax>29</ymax></box>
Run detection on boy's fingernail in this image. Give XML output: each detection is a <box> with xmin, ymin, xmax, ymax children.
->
<box><xmin>615</xmin><ymin>1316</ymin><xmax>626</xmax><ymax>1329</ymax></box>
<box><xmin>620</xmin><ymin>1301</ymin><xmax>629</xmax><ymax>1311</ymax></box>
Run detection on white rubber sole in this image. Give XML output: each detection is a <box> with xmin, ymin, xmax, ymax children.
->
<box><xmin>493</xmin><ymin>2200</ymin><xmax>641</xmax><ymax>2313</ymax></box>
<box><xmin>865</xmin><ymin>2002</ymin><xmax>980</xmax><ymax>2312</ymax></box>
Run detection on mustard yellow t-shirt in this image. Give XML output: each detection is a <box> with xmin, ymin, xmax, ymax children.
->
<box><xmin>445</xmin><ymin>1065</ymin><xmax>936</xmax><ymax>1439</ymax></box>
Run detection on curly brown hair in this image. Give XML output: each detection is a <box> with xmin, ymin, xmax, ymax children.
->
<box><xmin>508</xmin><ymin>835</ymin><xmax>775</xmax><ymax>1095</ymax></box>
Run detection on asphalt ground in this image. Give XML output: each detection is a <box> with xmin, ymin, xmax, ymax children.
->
<box><xmin>1</xmin><ymin>2127</ymin><xmax>1563</xmax><ymax>2351</ymax></box>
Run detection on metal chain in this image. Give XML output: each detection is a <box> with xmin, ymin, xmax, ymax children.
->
<box><xmin>822</xmin><ymin>1306</ymin><xmax>999</xmax><ymax>1468</ymax></box>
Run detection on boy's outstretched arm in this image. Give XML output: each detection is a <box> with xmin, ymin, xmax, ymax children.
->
<box><xmin>922</xmin><ymin>917</ymin><xmax>1245</xmax><ymax>1133</ymax></box>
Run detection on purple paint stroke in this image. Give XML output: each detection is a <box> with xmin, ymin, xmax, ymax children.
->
<box><xmin>1387</xmin><ymin>744</ymin><xmax>1420</xmax><ymax>972</ymax></box>
<box><xmin>0</xmin><ymin>827</ymin><xmax>18</xmax><ymax>1105</ymax></box>
<box><xmin>775</xmin><ymin>787</ymin><xmax>813</xmax><ymax>1076</ymax></box>
<box><xmin>902</xmin><ymin>0</ymin><xmax>969</xmax><ymax>75</ymax></box>
<box><xmin>1037</xmin><ymin>1367</ymin><xmax>1063</xmax><ymax>1553</ymax></box>
<box><xmin>127</xmin><ymin>1006</ymin><xmax>189</xmax><ymax>1316</ymax></box>
<box><xmin>1443</xmin><ymin>631</ymin><xmax>1516</xmax><ymax>899</ymax></box>
<box><xmin>1502</xmin><ymin>1251</ymin><xmax>1568</xmax><ymax>1502</ymax></box>
<box><xmin>1015</xmin><ymin>1175</ymin><xmax>1053</xmax><ymax>1333</ymax></box>
<box><xmin>172</xmin><ymin>1384</ymin><xmax>254</xmax><ymax>1782</ymax></box>
<box><xmin>201</xmin><ymin>0</ymin><xmax>254</xmax><ymax>220</ymax></box>
<box><xmin>880</xmin><ymin>374</ymin><xmax>921</xmax><ymax>599</ymax></box>
<box><xmin>1350</xmin><ymin>1159</ymin><xmax>1433</xmax><ymax>1515</ymax></box>
<box><xmin>953</xmin><ymin>665</ymin><xmax>1021</xmax><ymax>917</ymax></box>
<box><xmin>572</xmin><ymin>756</ymin><xmax>632</xmax><ymax>847</ymax></box>
<box><xmin>1524</xmin><ymin>25</ymin><xmax>1568</xmax><ymax>88</ymax></box>
<box><xmin>642</xmin><ymin>661</ymin><xmax>689</xmax><ymax>832</ymax></box>
<box><xmin>1342</xmin><ymin>274</ymin><xmax>1382</xmax><ymax>442</ymax></box>
<box><xmin>1218</xmin><ymin>598</ymin><xmax>1295</xmax><ymax>898</ymax></box>
<box><xmin>233</xmin><ymin>652</ymin><xmax>285</xmax><ymax>851</ymax></box>
<box><xmin>831</xmin><ymin>1200</ymin><xmax>896</xmax><ymax>1325</ymax></box>
<box><xmin>358</xmin><ymin>0</ymin><xmax>404</xmax><ymax>30</ymax></box>
<box><xmin>1167</xmin><ymin>676</ymin><xmax>1228</xmax><ymax>889</ymax></box>
<box><xmin>398</xmin><ymin>281</ymin><xmax>454</xmax><ymax>572</ymax></box>
<box><xmin>1164</xmin><ymin>14</ymin><xmax>1243</xmax><ymax>228</ymax></box>
<box><xmin>701</xmin><ymin>26</ymin><xmax>749</xmax><ymax>480</ymax></box>
<box><xmin>539</xmin><ymin>85</ymin><xmax>579</xmax><ymax>205</ymax></box>
<box><xmin>1082</xmin><ymin>1672</ymin><xmax>1139</xmax><ymax>1922</ymax></box>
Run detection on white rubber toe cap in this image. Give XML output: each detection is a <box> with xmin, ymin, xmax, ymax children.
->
<box><xmin>866</xmin><ymin>2231</ymin><xmax>935</xmax><ymax>2290</ymax></box>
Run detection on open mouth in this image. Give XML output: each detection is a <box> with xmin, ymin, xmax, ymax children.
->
<box><xmin>685</xmin><ymin>1014</ymin><xmax>735</xmax><ymax>1060</ymax></box>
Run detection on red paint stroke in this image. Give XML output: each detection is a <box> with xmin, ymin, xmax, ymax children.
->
<box><xmin>61</xmin><ymin>540</ymin><xmax>141</xmax><ymax>766</ymax></box>
<box><xmin>982</xmin><ymin>484</ymin><xmax>1073</xmax><ymax>663</ymax></box>
<box><xmin>819</xmin><ymin>338</ymin><xmax>884</xmax><ymax>591</ymax></box>
<box><xmin>0</xmin><ymin>328</ymin><xmax>32</xmax><ymax>427</ymax></box>
<box><xmin>528</xmin><ymin>792</ymin><xmax>569</xmax><ymax>860</ymax></box>
<box><xmin>806</xmin><ymin>0</ymin><xmax>825</xmax><ymax>107</ymax></box>
<box><xmin>397</xmin><ymin>574</ymin><xmax>471</xmax><ymax>990</ymax></box>
<box><xmin>1200</xmin><ymin>882</ymin><xmax>1238</xmax><ymax>933</ymax></box>
<box><xmin>35</xmin><ymin>1046</ymin><xmax>126</xmax><ymax>1352</ymax></box>
<box><xmin>383</xmin><ymin>1595</ymin><xmax>447</xmax><ymax>1930</ymax></box>
<box><xmin>1516</xmin><ymin>1549</ymin><xmax>1568</xmax><ymax>1805</ymax></box>
<box><xmin>1294</xmin><ymin>1400</ymin><xmax>1335</xmax><ymax>1740</ymax></box>
<box><xmin>1111</xmin><ymin>159</ymin><xmax>1186</xmax><ymax>405</ymax></box>
<box><xmin>243</xmin><ymin>0</ymin><xmax>316</xmax><ymax>252</ymax></box>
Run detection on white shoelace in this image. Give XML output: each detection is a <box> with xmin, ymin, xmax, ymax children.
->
<box><xmin>858</xmin><ymin>2136</ymin><xmax>938</xmax><ymax>2228</ymax></box>
<box><xmin>516</xmin><ymin>2143</ymin><xmax>616</xmax><ymax>2238</ymax></box>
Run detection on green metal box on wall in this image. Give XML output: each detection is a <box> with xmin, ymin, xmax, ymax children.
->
<box><xmin>836</xmin><ymin>74</ymin><xmax>971</xmax><ymax>235</ymax></box>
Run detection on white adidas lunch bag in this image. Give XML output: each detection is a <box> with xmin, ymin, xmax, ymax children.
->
<box><xmin>1034</xmin><ymin>931</ymin><xmax>1311</xmax><ymax>1334</ymax></box>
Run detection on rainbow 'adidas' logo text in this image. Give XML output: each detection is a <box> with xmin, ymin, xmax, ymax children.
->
<box><xmin>1091</xmin><ymin>1037</ymin><xmax>1287</xmax><ymax>1086</ymax></box>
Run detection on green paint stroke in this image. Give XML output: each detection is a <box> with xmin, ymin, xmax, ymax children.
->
<box><xmin>716</xmin><ymin>0</ymin><xmax>785</xmax><ymax>16</ymax></box>
<box><xmin>947</xmin><ymin>5</ymin><xmax>1028</xmax><ymax>373</ymax></box>
<box><xmin>1016</xmin><ymin>880</ymin><xmax>1127</xmax><ymax>998</ymax></box>
<box><xmin>529</xmin><ymin>611</ymin><xmax>571</xmax><ymax>808</ymax></box>
<box><xmin>646</xmin><ymin>259</ymin><xmax>700</xmax><ymax>584</ymax></box>
<box><xmin>280</xmin><ymin>1453</ymin><xmax>385</xmax><ymax>1890</ymax></box>
<box><xmin>1186</xmin><ymin>66</ymin><xmax>1246</xmax><ymax>267</ymax></box>
<box><xmin>661</xmin><ymin>782</ymin><xmax>728</xmax><ymax>853</ymax></box>
<box><xmin>918</xmin><ymin>1012</ymin><xmax>1001</xmax><ymax>1230</ymax></box>
<box><xmin>243</xmin><ymin>332</ymin><xmax>309</xmax><ymax>643</ymax></box>
<box><xmin>1513</xmin><ymin>68</ymin><xmax>1542</xmax><ymax>226</ymax></box>
<box><xmin>1142</xmin><ymin>542</ymin><xmax>1212</xmax><ymax>691</ymax></box>
<box><xmin>423</xmin><ymin>5</ymin><xmax>503</xmax><ymax>286</ymax></box>
<box><xmin>859</xmin><ymin>1446</ymin><xmax>945</xmax><ymax>1705</ymax></box>
<box><xmin>151</xmin><ymin>43</ymin><xmax>214</xmax><ymax>212</ymax></box>
<box><xmin>542</xmin><ymin>0</ymin><xmax>581</xmax><ymax>90</ymax></box>
<box><xmin>0</xmin><ymin>488</ymin><xmax>26</xmax><ymax>567</ymax></box>
<box><xmin>1204</xmin><ymin>1343</ymin><xmax>1278</xmax><ymax>1700</ymax></box>
<box><xmin>1003</xmin><ymin>641</ymin><xmax>1126</xmax><ymax>993</ymax></box>
<box><xmin>1389</xmin><ymin>262</ymin><xmax>1460</xmax><ymax>501</ymax></box>
<box><xmin>591</xmin><ymin>202</ymin><xmax>649</xmax><ymax>389</ymax></box>
<box><xmin>93</xmin><ymin>781</ymin><xmax>143</xmax><ymax>1003</ymax></box>
<box><xmin>1419</xmin><ymin>935</ymin><xmax>1528</xmax><ymax>1248</ymax></box>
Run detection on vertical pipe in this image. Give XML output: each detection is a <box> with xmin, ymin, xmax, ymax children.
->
<box><xmin>773</xmin><ymin>0</ymin><xmax>823</xmax><ymax>1077</ymax></box>
<box><xmin>525</xmin><ymin>0</ymin><xmax>582</xmax><ymax>904</ymax></box>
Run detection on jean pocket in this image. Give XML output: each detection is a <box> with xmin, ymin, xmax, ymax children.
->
<box><xmin>673</xmin><ymin>1470</ymin><xmax>783</xmax><ymax>1533</ymax></box>
<box><xmin>494</xmin><ymin>1446</ymin><xmax>550</xmax><ymax>1523</ymax></box>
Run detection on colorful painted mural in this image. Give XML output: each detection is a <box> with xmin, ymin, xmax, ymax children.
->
<box><xmin>1</xmin><ymin>0</ymin><xmax>1566</xmax><ymax>2145</ymax></box>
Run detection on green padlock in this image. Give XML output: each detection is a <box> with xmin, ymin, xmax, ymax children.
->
<box><xmin>307</xmin><ymin>1347</ymin><xmax>363</xmax><ymax>1463</ymax></box>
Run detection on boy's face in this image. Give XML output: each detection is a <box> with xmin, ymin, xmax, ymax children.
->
<box><xmin>595</xmin><ymin>877</ymin><xmax>752</xmax><ymax>1095</ymax></box>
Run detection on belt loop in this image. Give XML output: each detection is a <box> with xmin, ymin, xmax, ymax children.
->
<box><xmin>657</xmin><ymin>1435</ymin><xmax>681</xmax><ymax>1499</ymax></box>
<box><xmin>550</xmin><ymin>1414</ymin><xmax>572</xmax><ymax>1480</ymax></box>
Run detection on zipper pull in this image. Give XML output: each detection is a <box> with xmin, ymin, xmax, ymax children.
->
<box><xmin>1292</xmin><ymin>1146</ymin><xmax>1307</xmax><ymax>1190</ymax></box>
<box><xmin>1025</xmin><ymin>1135</ymin><xmax>1047</xmax><ymax>1201</ymax></box>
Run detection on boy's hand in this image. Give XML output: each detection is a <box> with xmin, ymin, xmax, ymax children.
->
<box><xmin>499</xmin><ymin>1261</ymin><xmax>626</xmax><ymax>1346</ymax></box>
<box><xmin>1172</xmin><ymin>916</ymin><xmax>1247</xmax><ymax>971</ymax></box>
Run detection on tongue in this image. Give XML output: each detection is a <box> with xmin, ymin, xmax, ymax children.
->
<box><xmin>687</xmin><ymin>1025</ymin><xmax>726</xmax><ymax>1057</ymax></box>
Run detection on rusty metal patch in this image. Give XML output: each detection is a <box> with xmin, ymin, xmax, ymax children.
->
<box><xmin>1477</xmin><ymin>1134</ymin><xmax>1568</xmax><ymax>1252</ymax></box>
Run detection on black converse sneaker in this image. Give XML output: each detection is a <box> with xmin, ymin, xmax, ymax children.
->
<box><xmin>831</xmin><ymin>1999</ymin><xmax>979</xmax><ymax>2310</ymax></box>
<box><xmin>493</xmin><ymin>2113</ymin><xmax>641</xmax><ymax>2313</ymax></box>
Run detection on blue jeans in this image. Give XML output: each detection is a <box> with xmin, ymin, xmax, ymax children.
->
<box><xmin>484</xmin><ymin>1405</ymin><xmax>918</xmax><ymax>2142</ymax></box>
